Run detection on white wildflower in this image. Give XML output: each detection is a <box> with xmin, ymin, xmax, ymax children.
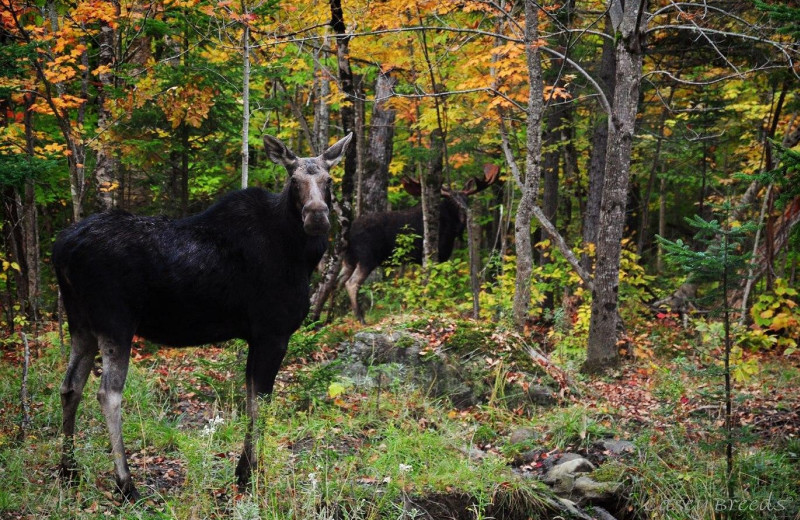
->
<box><xmin>201</xmin><ymin>415</ymin><xmax>225</xmax><ymax>436</ymax></box>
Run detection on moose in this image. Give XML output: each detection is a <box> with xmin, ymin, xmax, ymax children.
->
<box><xmin>340</xmin><ymin>164</ymin><xmax>500</xmax><ymax>323</ymax></box>
<box><xmin>53</xmin><ymin>133</ymin><xmax>352</xmax><ymax>501</ymax></box>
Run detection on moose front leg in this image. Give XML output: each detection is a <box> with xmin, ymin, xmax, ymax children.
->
<box><xmin>236</xmin><ymin>335</ymin><xmax>289</xmax><ymax>489</ymax></box>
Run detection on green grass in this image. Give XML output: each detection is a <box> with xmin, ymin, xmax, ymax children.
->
<box><xmin>0</xmin><ymin>332</ymin><xmax>557</xmax><ymax>519</ymax></box>
<box><xmin>2</xmin><ymin>314</ymin><xmax>799</xmax><ymax>519</ymax></box>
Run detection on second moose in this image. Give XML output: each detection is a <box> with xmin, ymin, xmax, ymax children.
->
<box><xmin>341</xmin><ymin>165</ymin><xmax>500</xmax><ymax>323</ymax></box>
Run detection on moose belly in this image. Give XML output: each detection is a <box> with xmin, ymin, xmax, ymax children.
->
<box><xmin>134</xmin><ymin>284</ymin><xmax>311</xmax><ymax>347</ymax></box>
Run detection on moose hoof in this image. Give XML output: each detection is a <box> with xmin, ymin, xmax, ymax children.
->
<box><xmin>116</xmin><ymin>478</ymin><xmax>141</xmax><ymax>502</ymax></box>
<box><xmin>58</xmin><ymin>462</ymin><xmax>79</xmax><ymax>484</ymax></box>
<box><xmin>235</xmin><ymin>458</ymin><xmax>252</xmax><ymax>490</ymax></box>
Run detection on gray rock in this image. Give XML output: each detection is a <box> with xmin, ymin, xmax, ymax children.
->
<box><xmin>543</xmin><ymin>457</ymin><xmax>596</xmax><ymax>495</ymax></box>
<box><xmin>586</xmin><ymin>505</ymin><xmax>619</xmax><ymax>520</ymax></box>
<box><xmin>337</xmin><ymin>330</ymin><xmax>478</xmax><ymax>408</ymax></box>
<box><xmin>528</xmin><ymin>385</ymin><xmax>558</xmax><ymax>406</ymax></box>
<box><xmin>555</xmin><ymin>498</ymin><xmax>594</xmax><ymax>520</ymax></box>
<box><xmin>555</xmin><ymin>452</ymin><xmax>585</xmax><ymax>466</ymax></box>
<box><xmin>573</xmin><ymin>476</ymin><xmax>621</xmax><ymax>501</ymax></box>
<box><xmin>598</xmin><ymin>439</ymin><xmax>636</xmax><ymax>456</ymax></box>
<box><xmin>509</xmin><ymin>427</ymin><xmax>537</xmax><ymax>446</ymax></box>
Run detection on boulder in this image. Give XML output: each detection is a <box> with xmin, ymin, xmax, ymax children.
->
<box><xmin>509</xmin><ymin>427</ymin><xmax>538</xmax><ymax>446</ymax></box>
<box><xmin>337</xmin><ymin>331</ymin><xmax>478</xmax><ymax>408</ymax></box>
<box><xmin>597</xmin><ymin>439</ymin><xmax>636</xmax><ymax>456</ymax></box>
<box><xmin>543</xmin><ymin>457</ymin><xmax>596</xmax><ymax>494</ymax></box>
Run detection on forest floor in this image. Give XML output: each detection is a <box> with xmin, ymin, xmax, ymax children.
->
<box><xmin>0</xmin><ymin>312</ymin><xmax>799</xmax><ymax>519</ymax></box>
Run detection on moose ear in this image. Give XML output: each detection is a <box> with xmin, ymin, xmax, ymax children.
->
<box><xmin>321</xmin><ymin>133</ymin><xmax>353</xmax><ymax>168</ymax></box>
<box><xmin>263</xmin><ymin>135</ymin><xmax>298</xmax><ymax>169</ymax></box>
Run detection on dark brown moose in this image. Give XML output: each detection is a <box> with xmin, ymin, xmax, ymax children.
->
<box><xmin>340</xmin><ymin>164</ymin><xmax>500</xmax><ymax>323</ymax></box>
<box><xmin>53</xmin><ymin>133</ymin><xmax>352</xmax><ymax>500</ymax></box>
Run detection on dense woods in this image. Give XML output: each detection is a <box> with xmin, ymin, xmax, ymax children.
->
<box><xmin>1</xmin><ymin>0</ymin><xmax>800</xmax><ymax>518</ymax></box>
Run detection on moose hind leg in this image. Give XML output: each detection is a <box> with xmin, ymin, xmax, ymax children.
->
<box><xmin>345</xmin><ymin>263</ymin><xmax>370</xmax><ymax>324</ymax></box>
<box><xmin>96</xmin><ymin>336</ymin><xmax>139</xmax><ymax>501</ymax></box>
<box><xmin>60</xmin><ymin>330</ymin><xmax>99</xmax><ymax>480</ymax></box>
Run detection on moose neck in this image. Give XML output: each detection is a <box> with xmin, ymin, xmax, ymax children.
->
<box><xmin>276</xmin><ymin>183</ymin><xmax>328</xmax><ymax>269</ymax></box>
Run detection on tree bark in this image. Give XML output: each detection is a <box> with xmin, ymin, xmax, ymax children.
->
<box><xmin>581</xmin><ymin>20</ymin><xmax>616</xmax><ymax>272</ymax></box>
<box><xmin>241</xmin><ymin>3</ymin><xmax>251</xmax><ymax>188</ymax></box>
<box><xmin>94</xmin><ymin>1</ymin><xmax>120</xmax><ymax>211</ymax></box>
<box><xmin>309</xmin><ymin>0</ymin><xmax>359</xmax><ymax>320</ymax></box>
<box><xmin>541</xmin><ymin>106</ymin><xmax>562</xmax><ymax>257</ymax></box>
<box><xmin>421</xmin><ymin>128</ymin><xmax>444</xmax><ymax>268</ymax></box>
<box><xmin>468</xmin><ymin>197</ymin><xmax>482</xmax><ymax>319</ymax></box>
<box><xmin>512</xmin><ymin>0</ymin><xmax>544</xmax><ymax>329</ymax></box>
<box><xmin>584</xmin><ymin>0</ymin><xmax>647</xmax><ymax>374</ymax></box>
<box><xmin>22</xmin><ymin>94</ymin><xmax>40</xmax><ymax>322</ymax></box>
<box><xmin>312</xmin><ymin>37</ymin><xmax>331</xmax><ymax>155</ymax></box>
<box><xmin>330</xmin><ymin>0</ymin><xmax>358</xmax><ymax>210</ymax></box>
<box><xmin>361</xmin><ymin>69</ymin><xmax>396</xmax><ymax>215</ymax></box>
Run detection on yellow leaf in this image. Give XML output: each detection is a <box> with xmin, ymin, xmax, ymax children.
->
<box><xmin>327</xmin><ymin>382</ymin><xmax>346</xmax><ymax>398</ymax></box>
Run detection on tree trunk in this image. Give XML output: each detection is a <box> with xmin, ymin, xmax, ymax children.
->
<box><xmin>468</xmin><ymin>197</ymin><xmax>482</xmax><ymax>319</ymax></box>
<box><xmin>94</xmin><ymin>1</ymin><xmax>120</xmax><ymax>211</ymax></box>
<box><xmin>539</xmin><ymin>105</ymin><xmax>562</xmax><ymax>311</ymax></box>
<box><xmin>331</xmin><ymin>0</ymin><xmax>358</xmax><ymax>211</ymax></box>
<box><xmin>241</xmin><ymin>5</ymin><xmax>251</xmax><ymax>188</ymax></box>
<box><xmin>309</xmin><ymin>0</ymin><xmax>359</xmax><ymax>320</ymax></box>
<box><xmin>657</xmin><ymin>176</ymin><xmax>666</xmax><ymax>273</ymax></box>
<box><xmin>2</xmin><ymin>189</ymin><xmax>28</xmax><ymax>314</ymax></box>
<box><xmin>180</xmin><ymin>122</ymin><xmax>189</xmax><ymax>216</ymax></box>
<box><xmin>421</xmin><ymin>129</ymin><xmax>444</xmax><ymax>268</ymax></box>
<box><xmin>312</xmin><ymin>37</ymin><xmax>331</xmax><ymax>155</ymax></box>
<box><xmin>637</xmin><ymin>86</ymin><xmax>675</xmax><ymax>258</ymax></box>
<box><xmin>512</xmin><ymin>0</ymin><xmax>544</xmax><ymax>329</ymax></box>
<box><xmin>584</xmin><ymin>0</ymin><xmax>647</xmax><ymax>374</ymax></box>
<box><xmin>22</xmin><ymin>95</ymin><xmax>40</xmax><ymax>322</ymax></box>
<box><xmin>362</xmin><ymin>69</ymin><xmax>396</xmax><ymax>215</ymax></box>
<box><xmin>354</xmin><ymin>80</ymin><xmax>366</xmax><ymax>217</ymax></box>
<box><xmin>541</xmin><ymin>105</ymin><xmax>562</xmax><ymax>255</ymax></box>
<box><xmin>581</xmin><ymin>20</ymin><xmax>616</xmax><ymax>272</ymax></box>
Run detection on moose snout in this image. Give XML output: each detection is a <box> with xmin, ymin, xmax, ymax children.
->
<box><xmin>302</xmin><ymin>202</ymin><xmax>330</xmax><ymax>235</ymax></box>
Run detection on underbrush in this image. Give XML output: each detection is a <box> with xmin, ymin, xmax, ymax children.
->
<box><xmin>1</xmin><ymin>312</ymin><xmax>798</xmax><ymax>519</ymax></box>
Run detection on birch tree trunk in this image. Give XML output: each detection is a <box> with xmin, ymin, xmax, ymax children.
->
<box><xmin>512</xmin><ymin>0</ymin><xmax>544</xmax><ymax>329</ymax></box>
<box><xmin>421</xmin><ymin>128</ymin><xmax>444</xmax><ymax>268</ymax></box>
<box><xmin>584</xmin><ymin>0</ymin><xmax>647</xmax><ymax>373</ymax></box>
<box><xmin>241</xmin><ymin>3</ymin><xmax>251</xmax><ymax>189</ymax></box>
<box><xmin>22</xmin><ymin>95</ymin><xmax>40</xmax><ymax>322</ymax></box>
<box><xmin>312</xmin><ymin>37</ymin><xmax>331</xmax><ymax>155</ymax></box>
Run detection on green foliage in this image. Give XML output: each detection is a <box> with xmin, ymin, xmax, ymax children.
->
<box><xmin>370</xmin><ymin>243</ymin><xmax>474</xmax><ymax>317</ymax></box>
<box><xmin>627</xmin><ymin>431</ymin><xmax>800</xmax><ymax>520</ymax></box>
<box><xmin>0</xmin><ymin>154</ymin><xmax>60</xmax><ymax>189</ymax></box>
<box><xmin>542</xmin><ymin>406</ymin><xmax>613</xmax><ymax>450</ymax></box>
<box><xmin>755</xmin><ymin>0</ymin><xmax>800</xmax><ymax>39</ymax></box>
<box><xmin>658</xmin><ymin>212</ymin><xmax>755</xmax><ymax>307</ymax></box>
<box><xmin>746</xmin><ymin>278</ymin><xmax>800</xmax><ymax>355</ymax></box>
<box><xmin>744</xmin><ymin>141</ymin><xmax>800</xmax><ymax>209</ymax></box>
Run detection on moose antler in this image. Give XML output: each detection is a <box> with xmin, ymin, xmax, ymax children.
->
<box><xmin>400</xmin><ymin>176</ymin><xmax>423</xmax><ymax>197</ymax></box>
<box><xmin>402</xmin><ymin>164</ymin><xmax>500</xmax><ymax>198</ymax></box>
<box><xmin>462</xmin><ymin>164</ymin><xmax>501</xmax><ymax>195</ymax></box>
